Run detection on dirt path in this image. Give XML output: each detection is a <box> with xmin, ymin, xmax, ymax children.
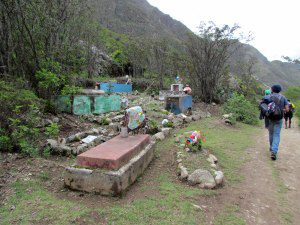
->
<box><xmin>228</xmin><ymin>122</ymin><xmax>300</xmax><ymax>225</ymax></box>
<box><xmin>274</xmin><ymin>122</ymin><xmax>300</xmax><ymax>224</ymax></box>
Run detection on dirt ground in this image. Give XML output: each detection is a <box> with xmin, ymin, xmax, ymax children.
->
<box><xmin>203</xmin><ymin>121</ymin><xmax>300</xmax><ymax>225</ymax></box>
<box><xmin>1</xmin><ymin>119</ymin><xmax>300</xmax><ymax>224</ymax></box>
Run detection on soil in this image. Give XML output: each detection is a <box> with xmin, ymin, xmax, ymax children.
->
<box><xmin>202</xmin><ymin>122</ymin><xmax>300</xmax><ymax>225</ymax></box>
<box><xmin>1</xmin><ymin>118</ymin><xmax>300</xmax><ymax>225</ymax></box>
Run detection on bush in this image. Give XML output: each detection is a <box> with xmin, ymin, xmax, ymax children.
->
<box><xmin>45</xmin><ymin>123</ymin><xmax>60</xmax><ymax>138</ymax></box>
<box><xmin>0</xmin><ymin>81</ymin><xmax>43</xmax><ymax>155</ymax></box>
<box><xmin>223</xmin><ymin>93</ymin><xmax>259</xmax><ymax>125</ymax></box>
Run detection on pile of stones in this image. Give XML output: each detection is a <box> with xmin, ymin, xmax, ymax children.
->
<box><xmin>176</xmin><ymin>138</ymin><xmax>224</xmax><ymax>189</ymax></box>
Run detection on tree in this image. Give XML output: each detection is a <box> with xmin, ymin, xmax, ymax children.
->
<box><xmin>185</xmin><ymin>22</ymin><xmax>247</xmax><ymax>102</ymax></box>
<box><xmin>151</xmin><ymin>39</ymin><xmax>170</xmax><ymax>89</ymax></box>
<box><xmin>282</xmin><ymin>56</ymin><xmax>300</xmax><ymax>64</ymax></box>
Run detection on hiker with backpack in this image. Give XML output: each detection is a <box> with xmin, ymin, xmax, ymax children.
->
<box><xmin>262</xmin><ymin>85</ymin><xmax>289</xmax><ymax>160</ymax></box>
<box><xmin>284</xmin><ymin>99</ymin><xmax>295</xmax><ymax>129</ymax></box>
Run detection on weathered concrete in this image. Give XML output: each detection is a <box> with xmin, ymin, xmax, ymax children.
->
<box><xmin>64</xmin><ymin>141</ymin><xmax>155</xmax><ymax>196</ymax></box>
<box><xmin>77</xmin><ymin>134</ymin><xmax>150</xmax><ymax>170</ymax></box>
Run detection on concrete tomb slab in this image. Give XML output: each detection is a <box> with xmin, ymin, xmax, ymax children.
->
<box><xmin>64</xmin><ymin>137</ymin><xmax>155</xmax><ymax>196</ymax></box>
<box><xmin>77</xmin><ymin>134</ymin><xmax>150</xmax><ymax>170</ymax></box>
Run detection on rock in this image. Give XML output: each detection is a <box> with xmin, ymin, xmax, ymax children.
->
<box><xmin>206</xmin><ymin>112</ymin><xmax>211</xmax><ymax>118</ymax></box>
<box><xmin>52</xmin><ymin>117</ymin><xmax>60</xmax><ymax>123</ymax></box>
<box><xmin>212</xmin><ymin>102</ymin><xmax>216</xmax><ymax>106</ymax></box>
<box><xmin>210</xmin><ymin>163</ymin><xmax>217</xmax><ymax>169</ymax></box>
<box><xmin>222</xmin><ymin>114</ymin><xmax>233</xmax><ymax>119</ymax></box>
<box><xmin>177</xmin><ymin>113</ymin><xmax>187</xmax><ymax>119</ymax></box>
<box><xmin>174</xmin><ymin>137</ymin><xmax>181</xmax><ymax>143</ymax></box>
<box><xmin>44</xmin><ymin>119</ymin><xmax>53</xmax><ymax>126</ymax></box>
<box><xmin>56</xmin><ymin>145</ymin><xmax>72</xmax><ymax>155</ymax></box>
<box><xmin>46</xmin><ymin>139</ymin><xmax>58</xmax><ymax>149</ymax></box>
<box><xmin>112</xmin><ymin>115</ymin><xmax>124</xmax><ymax>123</ymax></box>
<box><xmin>185</xmin><ymin>148</ymin><xmax>191</xmax><ymax>152</ymax></box>
<box><xmin>192</xmin><ymin>204</ymin><xmax>203</xmax><ymax>210</ymax></box>
<box><xmin>153</xmin><ymin>132</ymin><xmax>165</xmax><ymax>141</ymax></box>
<box><xmin>167</xmin><ymin>114</ymin><xmax>175</xmax><ymax>121</ymax></box>
<box><xmin>206</xmin><ymin>157</ymin><xmax>214</xmax><ymax>164</ymax></box>
<box><xmin>214</xmin><ymin>171</ymin><xmax>224</xmax><ymax>185</ymax></box>
<box><xmin>75</xmin><ymin>132</ymin><xmax>87</xmax><ymax>141</ymax></box>
<box><xmin>58</xmin><ymin>138</ymin><xmax>66</xmax><ymax>145</ymax></box>
<box><xmin>161</xmin><ymin>128</ymin><xmax>172</xmax><ymax>136</ymax></box>
<box><xmin>87</xmin><ymin>128</ymin><xmax>100</xmax><ymax>135</ymax></box>
<box><xmin>208</xmin><ymin>154</ymin><xmax>218</xmax><ymax>163</ymax></box>
<box><xmin>192</xmin><ymin>114</ymin><xmax>201</xmax><ymax>121</ymax></box>
<box><xmin>188</xmin><ymin>169</ymin><xmax>216</xmax><ymax>189</ymax></box>
<box><xmin>73</xmin><ymin>144</ymin><xmax>88</xmax><ymax>155</ymax></box>
<box><xmin>180</xmin><ymin>167</ymin><xmax>189</xmax><ymax>180</ymax></box>
<box><xmin>108</xmin><ymin>123</ymin><xmax>120</xmax><ymax>133</ymax></box>
<box><xmin>177</xmin><ymin>159</ymin><xmax>182</xmax><ymax>163</ymax></box>
<box><xmin>184</xmin><ymin>117</ymin><xmax>192</xmax><ymax>123</ymax></box>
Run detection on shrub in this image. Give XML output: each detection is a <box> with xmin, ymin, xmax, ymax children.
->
<box><xmin>45</xmin><ymin>123</ymin><xmax>60</xmax><ymax>138</ymax></box>
<box><xmin>147</xmin><ymin>120</ymin><xmax>159</xmax><ymax>135</ymax></box>
<box><xmin>0</xmin><ymin>81</ymin><xmax>43</xmax><ymax>155</ymax></box>
<box><xmin>223</xmin><ymin>93</ymin><xmax>259</xmax><ymax>125</ymax></box>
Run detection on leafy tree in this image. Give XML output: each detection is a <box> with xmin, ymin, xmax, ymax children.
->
<box><xmin>185</xmin><ymin>22</ymin><xmax>248</xmax><ymax>102</ymax></box>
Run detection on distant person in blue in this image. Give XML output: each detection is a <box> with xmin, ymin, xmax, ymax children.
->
<box><xmin>267</xmin><ymin>85</ymin><xmax>289</xmax><ymax>160</ymax></box>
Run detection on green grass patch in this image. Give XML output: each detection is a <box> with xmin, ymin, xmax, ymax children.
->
<box><xmin>213</xmin><ymin>205</ymin><xmax>246</xmax><ymax>225</ymax></box>
<box><xmin>0</xmin><ymin>180</ymin><xmax>94</xmax><ymax>225</ymax></box>
<box><xmin>176</xmin><ymin>118</ymin><xmax>259</xmax><ymax>184</ymax></box>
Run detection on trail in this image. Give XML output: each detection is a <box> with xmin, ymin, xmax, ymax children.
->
<box><xmin>234</xmin><ymin>122</ymin><xmax>300</xmax><ymax>225</ymax></box>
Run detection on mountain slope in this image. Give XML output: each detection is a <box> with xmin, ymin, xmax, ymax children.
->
<box><xmin>93</xmin><ymin>0</ymin><xmax>300</xmax><ymax>87</ymax></box>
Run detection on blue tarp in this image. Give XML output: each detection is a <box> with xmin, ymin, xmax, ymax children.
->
<box><xmin>100</xmin><ymin>83</ymin><xmax>132</xmax><ymax>93</ymax></box>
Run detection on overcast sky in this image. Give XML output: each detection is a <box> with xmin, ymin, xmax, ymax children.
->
<box><xmin>147</xmin><ymin>0</ymin><xmax>300</xmax><ymax>61</ymax></box>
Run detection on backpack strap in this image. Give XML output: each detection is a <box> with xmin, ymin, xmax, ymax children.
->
<box><xmin>271</xmin><ymin>95</ymin><xmax>283</xmax><ymax>107</ymax></box>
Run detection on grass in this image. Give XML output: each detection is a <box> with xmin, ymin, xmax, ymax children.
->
<box><xmin>0</xmin><ymin>117</ymin><xmax>259</xmax><ymax>225</ymax></box>
<box><xmin>176</xmin><ymin>118</ymin><xmax>259</xmax><ymax>184</ymax></box>
<box><xmin>213</xmin><ymin>205</ymin><xmax>246</xmax><ymax>225</ymax></box>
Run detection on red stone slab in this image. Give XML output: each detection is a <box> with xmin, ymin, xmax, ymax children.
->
<box><xmin>77</xmin><ymin>134</ymin><xmax>150</xmax><ymax>170</ymax></box>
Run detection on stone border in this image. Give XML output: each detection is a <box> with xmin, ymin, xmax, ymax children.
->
<box><xmin>176</xmin><ymin>143</ymin><xmax>224</xmax><ymax>189</ymax></box>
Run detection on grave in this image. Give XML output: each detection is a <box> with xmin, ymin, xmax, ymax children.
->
<box><xmin>165</xmin><ymin>94</ymin><xmax>192</xmax><ymax>115</ymax></box>
<box><xmin>64</xmin><ymin>134</ymin><xmax>155</xmax><ymax>196</ymax></box>
<box><xmin>54</xmin><ymin>91</ymin><xmax>121</xmax><ymax>115</ymax></box>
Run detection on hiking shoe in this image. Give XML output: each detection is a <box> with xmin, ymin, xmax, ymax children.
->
<box><xmin>271</xmin><ymin>153</ymin><xmax>277</xmax><ymax>161</ymax></box>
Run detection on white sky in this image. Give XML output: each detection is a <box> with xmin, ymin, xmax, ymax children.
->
<box><xmin>147</xmin><ymin>0</ymin><xmax>300</xmax><ymax>61</ymax></box>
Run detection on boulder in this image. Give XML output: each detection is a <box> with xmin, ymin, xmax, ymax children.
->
<box><xmin>161</xmin><ymin>128</ymin><xmax>172</xmax><ymax>136</ymax></box>
<box><xmin>208</xmin><ymin>154</ymin><xmax>218</xmax><ymax>163</ymax></box>
<box><xmin>112</xmin><ymin>115</ymin><xmax>124</xmax><ymax>123</ymax></box>
<box><xmin>108</xmin><ymin>123</ymin><xmax>120</xmax><ymax>133</ymax></box>
<box><xmin>180</xmin><ymin>167</ymin><xmax>189</xmax><ymax>180</ymax></box>
<box><xmin>52</xmin><ymin>117</ymin><xmax>60</xmax><ymax>123</ymax></box>
<box><xmin>210</xmin><ymin>163</ymin><xmax>217</xmax><ymax>169</ymax></box>
<box><xmin>153</xmin><ymin>132</ymin><xmax>165</xmax><ymax>141</ymax></box>
<box><xmin>184</xmin><ymin>117</ymin><xmax>192</xmax><ymax>123</ymax></box>
<box><xmin>214</xmin><ymin>171</ymin><xmax>224</xmax><ymax>185</ymax></box>
<box><xmin>46</xmin><ymin>139</ymin><xmax>58</xmax><ymax>149</ymax></box>
<box><xmin>192</xmin><ymin>114</ymin><xmax>201</xmax><ymax>121</ymax></box>
<box><xmin>188</xmin><ymin>169</ymin><xmax>216</xmax><ymax>189</ymax></box>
